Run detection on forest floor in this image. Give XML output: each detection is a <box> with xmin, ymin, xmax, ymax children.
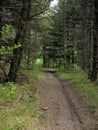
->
<box><xmin>37</xmin><ymin>69</ymin><xmax>98</xmax><ymax>130</ymax></box>
<box><xmin>0</xmin><ymin>68</ymin><xmax>98</xmax><ymax>130</ymax></box>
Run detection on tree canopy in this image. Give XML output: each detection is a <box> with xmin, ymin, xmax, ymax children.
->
<box><xmin>0</xmin><ymin>0</ymin><xmax>98</xmax><ymax>82</ymax></box>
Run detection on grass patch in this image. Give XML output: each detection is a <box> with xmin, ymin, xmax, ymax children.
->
<box><xmin>32</xmin><ymin>108</ymin><xmax>42</xmax><ymax>118</ymax></box>
<box><xmin>0</xmin><ymin>65</ymin><xmax>43</xmax><ymax>130</ymax></box>
<box><xmin>57</xmin><ymin>69</ymin><xmax>98</xmax><ymax>115</ymax></box>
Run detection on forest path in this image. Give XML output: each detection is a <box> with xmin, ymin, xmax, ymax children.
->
<box><xmin>38</xmin><ymin>69</ymin><xmax>97</xmax><ymax>130</ymax></box>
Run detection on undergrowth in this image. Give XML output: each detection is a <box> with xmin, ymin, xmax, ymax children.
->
<box><xmin>57</xmin><ymin>67</ymin><xmax>98</xmax><ymax>115</ymax></box>
<box><xmin>0</xmin><ymin>64</ymin><xmax>43</xmax><ymax>130</ymax></box>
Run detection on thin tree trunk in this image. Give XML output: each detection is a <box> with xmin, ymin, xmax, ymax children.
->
<box><xmin>91</xmin><ymin>0</ymin><xmax>98</xmax><ymax>81</ymax></box>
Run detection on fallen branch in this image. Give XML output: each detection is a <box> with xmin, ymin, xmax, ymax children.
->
<box><xmin>11</xmin><ymin>94</ymin><xmax>23</xmax><ymax>109</ymax></box>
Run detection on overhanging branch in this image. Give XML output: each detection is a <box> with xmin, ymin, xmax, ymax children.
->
<box><xmin>28</xmin><ymin>8</ymin><xmax>48</xmax><ymax>21</ymax></box>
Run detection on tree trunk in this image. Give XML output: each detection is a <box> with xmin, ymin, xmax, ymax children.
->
<box><xmin>7</xmin><ymin>47</ymin><xmax>22</xmax><ymax>82</ymax></box>
<box><xmin>7</xmin><ymin>33</ymin><xmax>23</xmax><ymax>82</ymax></box>
<box><xmin>91</xmin><ymin>0</ymin><xmax>98</xmax><ymax>81</ymax></box>
<box><xmin>6</xmin><ymin>0</ymin><xmax>31</xmax><ymax>82</ymax></box>
<box><xmin>0</xmin><ymin>0</ymin><xmax>3</xmax><ymax>37</ymax></box>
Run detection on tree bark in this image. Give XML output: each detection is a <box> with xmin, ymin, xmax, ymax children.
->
<box><xmin>6</xmin><ymin>0</ymin><xmax>31</xmax><ymax>82</ymax></box>
<box><xmin>91</xmin><ymin>0</ymin><xmax>98</xmax><ymax>81</ymax></box>
<box><xmin>7</xmin><ymin>32</ymin><xmax>23</xmax><ymax>82</ymax></box>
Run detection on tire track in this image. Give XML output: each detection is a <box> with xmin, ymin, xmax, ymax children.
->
<box><xmin>39</xmin><ymin>70</ymin><xmax>97</xmax><ymax>130</ymax></box>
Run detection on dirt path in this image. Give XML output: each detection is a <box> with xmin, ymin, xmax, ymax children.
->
<box><xmin>38</xmin><ymin>70</ymin><xmax>98</xmax><ymax>130</ymax></box>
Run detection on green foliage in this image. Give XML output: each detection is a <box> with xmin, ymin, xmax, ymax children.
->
<box><xmin>16</xmin><ymin>120</ymin><xmax>26</xmax><ymax>129</ymax></box>
<box><xmin>36</xmin><ymin>58</ymin><xmax>43</xmax><ymax>65</ymax></box>
<box><xmin>6</xmin><ymin>125</ymin><xmax>13</xmax><ymax>130</ymax></box>
<box><xmin>0</xmin><ymin>24</ymin><xmax>11</xmax><ymax>39</ymax></box>
<box><xmin>2</xmin><ymin>24</ymin><xmax>11</xmax><ymax>33</ymax></box>
<box><xmin>23</xmin><ymin>62</ymin><xmax>43</xmax><ymax>84</ymax></box>
<box><xmin>0</xmin><ymin>24</ymin><xmax>21</xmax><ymax>55</ymax></box>
<box><xmin>0</xmin><ymin>42</ymin><xmax>21</xmax><ymax>55</ymax></box>
<box><xmin>0</xmin><ymin>24</ymin><xmax>12</xmax><ymax>41</ymax></box>
<box><xmin>0</xmin><ymin>82</ymin><xmax>17</xmax><ymax>96</ymax></box>
<box><xmin>0</xmin><ymin>109</ymin><xmax>8</xmax><ymax>121</ymax></box>
<box><xmin>2</xmin><ymin>120</ymin><xmax>26</xmax><ymax>130</ymax></box>
<box><xmin>32</xmin><ymin>108</ymin><xmax>42</xmax><ymax>118</ymax></box>
<box><xmin>7</xmin><ymin>82</ymin><xmax>17</xmax><ymax>96</ymax></box>
<box><xmin>0</xmin><ymin>66</ymin><xmax>43</xmax><ymax>129</ymax></box>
